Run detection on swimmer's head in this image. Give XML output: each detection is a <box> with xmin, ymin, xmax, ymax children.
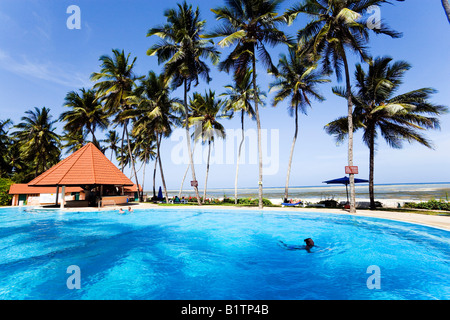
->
<box><xmin>304</xmin><ymin>238</ymin><xmax>314</xmax><ymax>248</ymax></box>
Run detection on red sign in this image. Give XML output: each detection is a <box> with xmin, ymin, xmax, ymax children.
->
<box><xmin>345</xmin><ymin>166</ymin><xmax>359</xmax><ymax>174</ymax></box>
<box><xmin>190</xmin><ymin>180</ymin><xmax>198</xmax><ymax>187</ymax></box>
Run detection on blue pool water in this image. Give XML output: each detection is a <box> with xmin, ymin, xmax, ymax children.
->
<box><xmin>0</xmin><ymin>207</ymin><xmax>448</xmax><ymax>300</ymax></box>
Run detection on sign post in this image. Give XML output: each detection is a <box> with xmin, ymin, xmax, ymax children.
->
<box><xmin>190</xmin><ymin>180</ymin><xmax>198</xmax><ymax>187</ymax></box>
<box><xmin>345</xmin><ymin>166</ymin><xmax>359</xmax><ymax>174</ymax></box>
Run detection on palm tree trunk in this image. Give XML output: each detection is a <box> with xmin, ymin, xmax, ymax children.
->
<box><xmin>141</xmin><ymin>151</ymin><xmax>147</xmax><ymax>200</ymax></box>
<box><xmin>120</xmin><ymin>125</ymin><xmax>126</xmax><ymax>172</ymax></box>
<box><xmin>203</xmin><ymin>140</ymin><xmax>212</xmax><ymax>203</ymax></box>
<box><xmin>90</xmin><ymin>127</ymin><xmax>97</xmax><ymax>146</ymax></box>
<box><xmin>443</xmin><ymin>0</ymin><xmax>450</xmax><ymax>23</ymax></box>
<box><xmin>156</xmin><ymin>133</ymin><xmax>169</xmax><ymax>204</ymax></box>
<box><xmin>153</xmin><ymin>153</ymin><xmax>158</xmax><ymax>198</ymax></box>
<box><xmin>342</xmin><ymin>50</ymin><xmax>356</xmax><ymax>213</ymax></box>
<box><xmin>252</xmin><ymin>53</ymin><xmax>264</xmax><ymax>209</ymax></box>
<box><xmin>284</xmin><ymin>103</ymin><xmax>299</xmax><ymax>201</ymax></box>
<box><xmin>235</xmin><ymin>110</ymin><xmax>245</xmax><ymax>205</ymax></box>
<box><xmin>178</xmin><ymin>141</ymin><xmax>197</xmax><ymax>199</ymax></box>
<box><xmin>368</xmin><ymin>124</ymin><xmax>376</xmax><ymax>210</ymax></box>
<box><xmin>184</xmin><ymin>79</ymin><xmax>202</xmax><ymax>205</ymax></box>
<box><xmin>125</xmin><ymin>121</ymin><xmax>142</xmax><ymax>202</ymax></box>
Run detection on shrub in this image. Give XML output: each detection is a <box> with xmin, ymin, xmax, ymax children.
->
<box><xmin>319</xmin><ymin>199</ymin><xmax>338</xmax><ymax>208</ymax></box>
<box><xmin>404</xmin><ymin>199</ymin><xmax>450</xmax><ymax>211</ymax></box>
<box><xmin>0</xmin><ymin>177</ymin><xmax>14</xmax><ymax>206</ymax></box>
<box><xmin>237</xmin><ymin>197</ymin><xmax>272</xmax><ymax>206</ymax></box>
<box><xmin>222</xmin><ymin>197</ymin><xmax>235</xmax><ymax>204</ymax></box>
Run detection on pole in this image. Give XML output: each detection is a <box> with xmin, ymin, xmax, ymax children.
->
<box><xmin>60</xmin><ymin>186</ymin><xmax>65</xmax><ymax>209</ymax></box>
<box><xmin>55</xmin><ymin>186</ymin><xmax>60</xmax><ymax>206</ymax></box>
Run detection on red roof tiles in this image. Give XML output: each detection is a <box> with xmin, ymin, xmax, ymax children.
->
<box><xmin>9</xmin><ymin>184</ymin><xmax>83</xmax><ymax>195</ymax></box>
<box><xmin>28</xmin><ymin>143</ymin><xmax>134</xmax><ymax>187</ymax></box>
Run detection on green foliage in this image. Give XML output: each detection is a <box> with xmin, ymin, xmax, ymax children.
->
<box><xmin>404</xmin><ymin>199</ymin><xmax>450</xmax><ymax>211</ymax></box>
<box><xmin>237</xmin><ymin>197</ymin><xmax>272</xmax><ymax>206</ymax></box>
<box><xmin>0</xmin><ymin>177</ymin><xmax>13</xmax><ymax>206</ymax></box>
<box><xmin>185</xmin><ymin>196</ymin><xmax>272</xmax><ymax>206</ymax></box>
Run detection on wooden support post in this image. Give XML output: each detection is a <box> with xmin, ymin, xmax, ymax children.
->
<box><xmin>55</xmin><ymin>186</ymin><xmax>60</xmax><ymax>206</ymax></box>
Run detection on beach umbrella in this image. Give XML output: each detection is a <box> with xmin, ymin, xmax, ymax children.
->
<box><xmin>322</xmin><ymin>176</ymin><xmax>369</xmax><ymax>203</ymax></box>
<box><xmin>157</xmin><ymin>186</ymin><xmax>163</xmax><ymax>200</ymax></box>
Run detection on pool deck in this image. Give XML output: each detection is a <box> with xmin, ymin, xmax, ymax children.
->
<box><xmin>50</xmin><ymin>202</ymin><xmax>450</xmax><ymax>231</ymax></box>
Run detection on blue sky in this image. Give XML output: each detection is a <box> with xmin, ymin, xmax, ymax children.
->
<box><xmin>0</xmin><ymin>0</ymin><xmax>449</xmax><ymax>191</ymax></box>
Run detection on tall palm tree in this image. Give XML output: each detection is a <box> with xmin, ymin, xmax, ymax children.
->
<box><xmin>269</xmin><ymin>48</ymin><xmax>330</xmax><ymax>201</ymax></box>
<box><xmin>287</xmin><ymin>0</ymin><xmax>402</xmax><ymax>213</ymax></box>
<box><xmin>325</xmin><ymin>56</ymin><xmax>448</xmax><ymax>209</ymax></box>
<box><xmin>189</xmin><ymin>90</ymin><xmax>228</xmax><ymax>203</ymax></box>
<box><xmin>129</xmin><ymin>71</ymin><xmax>182</xmax><ymax>204</ymax></box>
<box><xmin>60</xmin><ymin>88</ymin><xmax>109</xmax><ymax>149</ymax></box>
<box><xmin>134</xmin><ymin>134</ymin><xmax>157</xmax><ymax>200</ymax></box>
<box><xmin>91</xmin><ymin>49</ymin><xmax>142</xmax><ymax>200</ymax></box>
<box><xmin>12</xmin><ymin>107</ymin><xmax>61</xmax><ymax>177</ymax></box>
<box><xmin>147</xmin><ymin>1</ymin><xmax>220</xmax><ymax>205</ymax></box>
<box><xmin>443</xmin><ymin>0</ymin><xmax>450</xmax><ymax>23</ymax></box>
<box><xmin>104</xmin><ymin>130</ymin><xmax>120</xmax><ymax>161</ymax></box>
<box><xmin>208</xmin><ymin>0</ymin><xmax>292</xmax><ymax>208</ymax></box>
<box><xmin>221</xmin><ymin>70</ymin><xmax>257</xmax><ymax>204</ymax></box>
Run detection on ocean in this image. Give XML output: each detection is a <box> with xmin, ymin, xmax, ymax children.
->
<box><xmin>147</xmin><ymin>182</ymin><xmax>450</xmax><ymax>203</ymax></box>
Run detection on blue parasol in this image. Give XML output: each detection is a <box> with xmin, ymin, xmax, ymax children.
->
<box><xmin>158</xmin><ymin>186</ymin><xmax>163</xmax><ymax>200</ymax></box>
<box><xmin>323</xmin><ymin>176</ymin><xmax>369</xmax><ymax>203</ymax></box>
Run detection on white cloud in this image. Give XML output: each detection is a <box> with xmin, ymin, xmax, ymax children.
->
<box><xmin>0</xmin><ymin>49</ymin><xmax>91</xmax><ymax>89</ymax></box>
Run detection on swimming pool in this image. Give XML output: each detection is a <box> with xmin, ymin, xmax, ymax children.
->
<box><xmin>0</xmin><ymin>207</ymin><xmax>448</xmax><ymax>300</ymax></box>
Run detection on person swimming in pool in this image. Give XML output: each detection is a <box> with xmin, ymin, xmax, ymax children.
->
<box><xmin>119</xmin><ymin>208</ymin><xmax>125</xmax><ymax>214</ymax></box>
<box><xmin>279</xmin><ymin>238</ymin><xmax>315</xmax><ymax>253</ymax></box>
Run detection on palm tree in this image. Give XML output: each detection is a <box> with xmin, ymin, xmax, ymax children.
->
<box><xmin>61</xmin><ymin>129</ymin><xmax>86</xmax><ymax>154</ymax></box>
<box><xmin>91</xmin><ymin>49</ymin><xmax>142</xmax><ymax>200</ymax></box>
<box><xmin>0</xmin><ymin>119</ymin><xmax>12</xmax><ymax>176</ymax></box>
<box><xmin>129</xmin><ymin>71</ymin><xmax>182</xmax><ymax>204</ymax></box>
<box><xmin>104</xmin><ymin>130</ymin><xmax>120</xmax><ymax>161</ymax></box>
<box><xmin>287</xmin><ymin>0</ymin><xmax>402</xmax><ymax>213</ymax></box>
<box><xmin>208</xmin><ymin>0</ymin><xmax>292</xmax><ymax>208</ymax></box>
<box><xmin>269</xmin><ymin>48</ymin><xmax>330</xmax><ymax>201</ymax></box>
<box><xmin>325</xmin><ymin>56</ymin><xmax>448</xmax><ymax>210</ymax></box>
<box><xmin>221</xmin><ymin>70</ymin><xmax>257</xmax><ymax>204</ymax></box>
<box><xmin>60</xmin><ymin>88</ymin><xmax>109</xmax><ymax>149</ymax></box>
<box><xmin>12</xmin><ymin>107</ymin><xmax>61</xmax><ymax>177</ymax></box>
<box><xmin>147</xmin><ymin>1</ymin><xmax>220</xmax><ymax>205</ymax></box>
<box><xmin>189</xmin><ymin>90</ymin><xmax>228</xmax><ymax>203</ymax></box>
<box><xmin>443</xmin><ymin>0</ymin><xmax>450</xmax><ymax>23</ymax></box>
<box><xmin>7</xmin><ymin>140</ymin><xmax>34</xmax><ymax>183</ymax></box>
<box><xmin>134</xmin><ymin>134</ymin><xmax>157</xmax><ymax>200</ymax></box>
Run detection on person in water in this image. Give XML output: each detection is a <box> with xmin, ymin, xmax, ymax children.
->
<box><xmin>279</xmin><ymin>238</ymin><xmax>315</xmax><ymax>253</ymax></box>
<box><xmin>119</xmin><ymin>208</ymin><xmax>125</xmax><ymax>214</ymax></box>
<box><xmin>128</xmin><ymin>207</ymin><xmax>133</xmax><ymax>213</ymax></box>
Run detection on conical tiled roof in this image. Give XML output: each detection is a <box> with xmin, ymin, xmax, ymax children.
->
<box><xmin>28</xmin><ymin>143</ymin><xmax>134</xmax><ymax>187</ymax></box>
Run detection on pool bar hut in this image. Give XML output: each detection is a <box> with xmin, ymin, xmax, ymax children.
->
<box><xmin>26</xmin><ymin>142</ymin><xmax>135</xmax><ymax>208</ymax></box>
